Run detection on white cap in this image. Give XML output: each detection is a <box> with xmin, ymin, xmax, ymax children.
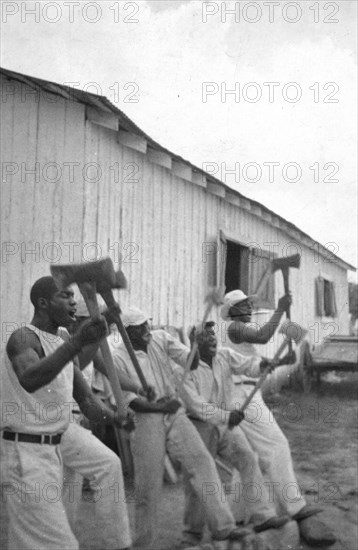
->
<box><xmin>220</xmin><ymin>289</ymin><xmax>257</xmax><ymax>321</ymax></box>
<box><xmin>121</xmin><ymin>307</ymin><xmax>151</xmax><ymax>328</ymax></box>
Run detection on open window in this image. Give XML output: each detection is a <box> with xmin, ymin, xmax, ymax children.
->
<box><xmin>224</xmin><ymin>240</ymin><xmax>250</xmax><ymax>294</ymax></box>
<box><xmin>315</xmin><ymin>276</ymin><xmax>337</xmax><ymax>317</ymax></box>
<box><xmin>217</xmin><ymin>232</ymin><xmax>275</xmax><ymax>309</ymax></box>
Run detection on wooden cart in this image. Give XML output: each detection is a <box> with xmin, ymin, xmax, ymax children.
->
<box><xmin>296</xmin><ymin>335</ymin><xmax>358</xmax><ymax>393</ymax></box>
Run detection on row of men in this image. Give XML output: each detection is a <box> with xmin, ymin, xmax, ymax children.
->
<box><xmin>1</xmin><ymin>278</ymin><xmax>324</xmax><ymax>549</ymax></box>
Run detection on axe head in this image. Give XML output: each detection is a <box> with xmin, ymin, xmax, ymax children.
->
<box><xmin>279</xmin><ymin>320</ymin><xmax>308</xmax><ymax>344</ymax></box>
<box><xmin>205</xmin><ymin>286</ymin><xmax>225</xmax><ymax>307</ymax></box>
<box><xmin>272</xmin><ymin>253</ymin><xmax>301</xmax><ymax>273</ymax></box>
<box><xmin>51</xmin><ymin>258</ymin><xmax>116</xmax><ymax>291</ymax></box>
<box><xmin>97</xmin><ymin>269</ymin><xmax>127</xmax><ymax>313</ymax></box>
<box><xmin>97</xmin><ymin>270</ymin><xmax>127</xmax><ymax>294</ymax></box>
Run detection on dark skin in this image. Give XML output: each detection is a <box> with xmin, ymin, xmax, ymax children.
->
<box><xmin>72</xmin><ymin>315</ymin><xmax>156</xmax><ymax>401</ymax></box>
<box><xmin>227</xmin><ymin>294</ymin><xmax>296</xmax><ymax>366</ymax></box>
<box><xmin>194</xmin><ymin>325</ymin><xmax>265</xmax><ymax>428</ymax></box>
<box><xmin>125</xmin><ymin>322</ymin><xmax>197</xmax><ymax>415</ymax></box>
<box><xmin>6</xmin><ymin>288</ymin><xmax>104</xmax><ymax>392</ymax></box>
<box><xmin>6</xmin><ymin>286</ymin><xmax>133</xmax><ymax>429</ymax></box>
<box><xmin>228</xmin><ymin>293</ymin><xmax>292</xmax><ymax>345</ymax></box>
<box><xmin>194</xmin><ymin>324</ymin><xmax>293</xmax><ymax>428</ymax></box>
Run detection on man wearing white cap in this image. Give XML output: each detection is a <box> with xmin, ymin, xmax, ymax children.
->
<box><xmin>112</xmin><ymin>308</ymin><xmax>255</xmax><ymax>549</ymax></box>
<box><xmin>221</xmin><ymin>290</ymin><xmax>322</xmax><ymax>529</ymax></box>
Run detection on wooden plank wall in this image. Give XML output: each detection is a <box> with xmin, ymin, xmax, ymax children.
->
<box><xmin>1</xmin><ymin>75</ymin><xmax>350</xmax><ymax>358</ymax></box>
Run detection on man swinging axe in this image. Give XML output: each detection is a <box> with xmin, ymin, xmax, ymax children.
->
<box><xmin>219</xmin><ymin>288</ymin><xmax>336</xmax><ymax>546</ymax></box>
<box><xmin>2</xmin><ymin>272</ymin><xmax>132</xmax><ymax>550</ymax></box>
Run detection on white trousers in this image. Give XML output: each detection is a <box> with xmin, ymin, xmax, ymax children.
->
<box><xmin>2</xmin><ymin>423</ymin><xmax>131</xmax><ymax>550</ymax></box>
<box><xmin>60</xmin><ymin>422</ymin><xmax>132</xmax><ymax>550</ymax></box>
<box><xmin>130</xmin><ymin>411</ymin><xmax>237</xmax><ymax>548</ymax></box>
<box><xmin>182</xmin><ymin>419</ymin><xmax>279</xmax><ymax>542</ymax></box>
<box><xmin>2</xmin><ymin>437</ymin><xmax>79</xmax><ymax>550</ymax></box>
<box><xmin>233</xmin><ymin>384</ymin><xmax>306</xmax><ymax>516</ymax></box>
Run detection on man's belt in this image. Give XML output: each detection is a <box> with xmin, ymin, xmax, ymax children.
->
<box><xmin>235</xmin><ymin>380</ymin><xmax>256</xmax><ymax>386</ymax></box>
<box><xmin>2</xmin><ymin>431</ymin><xmax>62</xmax><ymax>445</ymax></box>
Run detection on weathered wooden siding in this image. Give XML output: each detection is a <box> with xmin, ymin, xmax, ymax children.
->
<box><xmin>1</xmin><ymin>74</ymin><xmax>350</xmax><ymax>356</ymax></box>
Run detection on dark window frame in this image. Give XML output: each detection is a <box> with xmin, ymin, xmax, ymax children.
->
<box><xmin>217</xmin><ymin>232</ymin><xmax>276</xmax><ymax>310</ymax></box>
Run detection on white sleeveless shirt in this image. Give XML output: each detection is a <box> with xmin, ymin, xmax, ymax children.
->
<box><xmin>1</xmin><ymin>325</ymin><xmax>74</xmax><ymax>434</ymax></box>
<box><xmin>228</xmin><ymin>339</ymin><xmax>259</xmax><ymax>384</ymax></box>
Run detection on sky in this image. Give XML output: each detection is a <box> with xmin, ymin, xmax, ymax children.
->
<box><xmin>2</xmin><ymin>0</ymin><xmax>357</xmax><ymax>277</ymax></box>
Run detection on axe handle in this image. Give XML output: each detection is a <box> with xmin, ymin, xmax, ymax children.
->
<box><xmin>235</xmin><ymin>339</ymin><xmax>289</xmax><ymax>421</ymax></box>
<box><xmin>114</xmin><ymin>316</ymin><xmax>149</xmax><ymax>392</ymax></box>
<box><xmin>78</xmin><ymin>283</ymin><xmax>127</xmax><ymax>418</ymax></box>
<box><xmin>99</xmin><ymin>290</ymin><xmax>149</xmax><ymax>392</ymax></box>
<box><xmin>281</xmin><ymin>269</ymin><xmax>293</xmax><ymax>354</ymax></box>
<box><xmin>282</xmin><ymin>268</ymin><xmax>290</xmax><ymax>296</ymax></box>
<box><xmin>178</xmin><ymin>299</ymin><xmax>214</xmax><ymax>392</ymax></box>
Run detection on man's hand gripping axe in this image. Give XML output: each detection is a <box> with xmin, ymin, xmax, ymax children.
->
<box><xmin>51</xmin><ymin>258</ymin><xmax>131</xmax><ymax>422</ymax></box>
<box><xmin>255</xmin><ymin>253</ymin><xmax>301</xmax><ymax>354</ymax></box>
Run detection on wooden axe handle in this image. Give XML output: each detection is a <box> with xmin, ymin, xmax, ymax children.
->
<box><xmin>234</xmin><ymin>338</ymin><xmax>289</xmax><ymax>423</ymax></box>
<box><xmin>78</xmin><ymin>283</ymin><xmax>127</xmax><ymax>418</ymax></box>
<box><xmin>98</xmin><ymin>289</ymin><xmax>149</xmax><ymax>392</ymax></box>
<box><xmin>282</xmin><ymin>268</ymin><xmax>290</xmax><ymax>296</ymax></box>
<box><xmin>281</xmin><ymin>268</ymin><xmax>293</xmax><ymax>355</ymax></box>
<box><xmin>115</xmin><ymin>316</ymin><xmax>149</xmax><ymax>392</ymax></box>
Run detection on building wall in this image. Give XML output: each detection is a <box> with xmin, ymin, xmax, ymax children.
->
<box><xmin>1</xmin><ymin>75</ymin><xmax>350</xmax><ymax>356</ymax></box>
<box><xmin>218</xmin><ymin>207</ymin><xmax>349</xmax><ymax>355</ymax></box>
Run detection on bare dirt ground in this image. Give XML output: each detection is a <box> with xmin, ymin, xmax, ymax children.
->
<box><xmin>1</xmin><ymin>372</ymin><xmax>357</xmax><ymax>550</ymax></box>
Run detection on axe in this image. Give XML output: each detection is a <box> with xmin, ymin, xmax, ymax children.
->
<box><xmin>51</xmin><ymin>258</ymin><xmax>128</xmax><ymax>418</ymax></box>
<box><xmin>234</xmin><ymin>320</ymin><xmax>307</xmax><ymax>423</ymax></box>
<box><xmin>96</xmin><ymin>273</ymin><xmax>150</xmax><ymax>393</ymax></box>
<box><xmin>254</xmin><ymin>253</ymin><xmax>301</xmax><ymax>298</ymax></box>
<box><xmin>178</xmin><ymin>287</ymin><xmax>225</xmax><ymax>392</ymax></box>
<box><xmin>254</xmin><ymin>253</ymin><xmax>301</xmax><ymax>353</ymax></box>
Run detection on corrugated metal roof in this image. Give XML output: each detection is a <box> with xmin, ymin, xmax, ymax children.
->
<box><xmin>1</xmin><ymin>66</ymin><xmax>355</xmax><ymax>272</ymax></box>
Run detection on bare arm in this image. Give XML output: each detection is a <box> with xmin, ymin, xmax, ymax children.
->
<box><xmin>7</xmin><ymin>319</ymin><xmax>107</xmax><ymax>394</ymax></box>
<box><xmin>6</xmin><ymin>328</ymin><xmax>79</xmax><ymax>393</ymax></box>
<box><xmin>228</xmin><ymin>318</ymin><xmax>278</xmax><ymax>345</ymax></box>
<box><xmin>228</xmin><ymin>295</ymin><xmax>291</xmax><ymax>345</ymax></box>
<box><xmin>77</xmin><ymin>343</ymin><xmax>100</xmax><ymax>370</ymax></box>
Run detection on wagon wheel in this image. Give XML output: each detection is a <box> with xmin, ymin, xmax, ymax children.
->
<box><xmin>298</xmin><ymin>341</ymin><xmax>314</xmax><ymax>394</ymax></box>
